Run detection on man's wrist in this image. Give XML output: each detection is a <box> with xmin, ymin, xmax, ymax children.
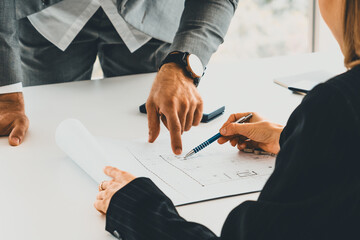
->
<box><xmin>0</xmin><ymin>92</ymin><xmax>25</xmax><ymax>110</ymax></box>
<box><xmin>159</xmin><ymin>51</ymin><xmax>204</xmax><ymax>87</ymax></box>
<box><xmin>159</xmin><ymin>63</ymin><xmax>195</xmax><ymax>85</ymax></box>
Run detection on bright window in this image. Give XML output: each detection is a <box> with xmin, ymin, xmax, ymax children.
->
<box><xmin>212</xmin><ymin>0</ymin><xmax>313</xmax><ymax>62</ymax></box>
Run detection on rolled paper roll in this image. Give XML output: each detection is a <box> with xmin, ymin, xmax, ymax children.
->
<box><xmin>55</xmin><ymin>119</ymin><xmax>109</xmax><ymax>183</ymax></box>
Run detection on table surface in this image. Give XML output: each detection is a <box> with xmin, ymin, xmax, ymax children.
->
<box><xmin>0</xmin><ymin>52</ymin><xmax>345</xmax><ymax>239</ymax></box>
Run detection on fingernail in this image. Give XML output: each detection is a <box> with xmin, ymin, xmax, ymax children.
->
<box><xmin>175</xmin><ymin>148</ymin><xmax>182</xmax><ymax>155</ymax></box>
<box><xmin>12</xmin><ymin>137</ymin><xmax>20</xmax><ymax>145</ymax></box>
<box><xmin>220</xmin><ymin>128</ymin><xmax>226</xmax><ymax>135</ymax></box>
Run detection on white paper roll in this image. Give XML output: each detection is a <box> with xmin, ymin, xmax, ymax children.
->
<box><xmin>55</xmin><ymin>119</ymin><xmax>109</xmax><ymax>183</ymax></box>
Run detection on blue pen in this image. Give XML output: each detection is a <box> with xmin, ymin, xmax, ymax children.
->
<box><xmin>184</xmin><ymin>113</ymin><xmax>253</xmax><ymax>159</ymax></box>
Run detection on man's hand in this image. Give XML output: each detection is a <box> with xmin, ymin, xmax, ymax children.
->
<box><xmin>146</xmin><ymin>63</ymin><xmax>203</xmax><ymax>155</ymax></box>
<box><xmin>94</xmin><ymin>166</ymin><xmax>136</xmax><ymax>214</ymax></box>
<box><xmin>218</xmin><ymin>112</ymin><xmax>283</xmax><ymax>155</ymax></box>
<box><xmin>0</xmin><ymin>92</ymin><xmax>29</xmax><ymax>146</ymax></box>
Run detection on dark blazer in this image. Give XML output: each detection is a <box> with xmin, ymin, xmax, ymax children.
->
<box><xmin>0</xmin><ymin>0</ymin><xmax>238</xmax><ymax>86</ymax></box>
<box><xmin>105</xmin><ymin>65</ymin><xmax>360</xmax><ymax>240</ymax></box>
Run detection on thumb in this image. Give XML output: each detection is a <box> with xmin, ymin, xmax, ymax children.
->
<box><xmin>9</xmin><ymin>119</ymin><xmax>29</xmax><ymax>146</ymax></box>
<box><xmin>220</xmin><ymin>122</ymin><xmax>255</xmax><ymax>138</ymax></box>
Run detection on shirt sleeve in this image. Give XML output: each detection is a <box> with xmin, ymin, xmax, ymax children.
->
<box><xmin>0</xmin><ymin>82</ymin><xmax>23</xmax><ymax>94</ymax></box>
<box><xmin>169</xmin><ymin>0</ymin><xmax>239</xmax><ymax>66</ymax></box>
<box><xmin>0</xmin><ymin>0</ymin><xmax>23</xmax><ymax>87</ymax></box>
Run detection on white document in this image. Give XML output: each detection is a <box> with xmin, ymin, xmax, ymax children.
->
<box><xmin>56</xmin><ymin>119</ymin><xmax>275</xmax><ymax>206</ymax></box>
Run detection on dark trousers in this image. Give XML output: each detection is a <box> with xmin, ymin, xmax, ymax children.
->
<box><xmin>18</xmin><ymin>8</ymin><xmax>170</xmax><ymax>86</ymax></box>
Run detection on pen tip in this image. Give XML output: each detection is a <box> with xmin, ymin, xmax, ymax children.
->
<box><xmin>184</xmin><ymin>150</ymin><xmax>195</xmax><ymax>159</ymax></box>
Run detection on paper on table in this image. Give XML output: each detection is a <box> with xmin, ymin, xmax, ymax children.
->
<box><xmin>56</xmin><ymin>119</ymin><xmax>276</xmax><ymax>206</ymax></box>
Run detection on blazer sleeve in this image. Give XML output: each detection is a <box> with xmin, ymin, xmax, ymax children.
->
<box><xmin>106</xmin><ymin>82</ymin><xmax>360</xmax><ymax>240</ymax></box>
<box><xmin>106</xmin><ymin>177</ymin><xmax>219</xmax><ymax>240</ymax></box>
<box><xmin>0</xmin><ymin>0</ymin><xmax>22</xmax><ymax>87</ymax></box>
<box><xmin>168</xmin><ymin>0</ymin><xmax>239</xmax><ymax>66</ymax></box>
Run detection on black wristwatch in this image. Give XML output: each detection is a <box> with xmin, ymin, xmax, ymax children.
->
<box><xmin>159</xmin><ymin>51</ymin><xmax>205</xmax><ymax>87</ymax></box>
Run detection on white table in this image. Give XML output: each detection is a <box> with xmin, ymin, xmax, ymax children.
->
<box><xmin>0</xmin><ymin>52</ymin><xmax>345</xmax><ymax>239</ymax></box>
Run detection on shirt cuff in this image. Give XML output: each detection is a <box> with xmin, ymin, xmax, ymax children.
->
<box><xmin>0</xmin><ymin>83</ymin><xmax>23</xmax><ymax>94</ymax></box>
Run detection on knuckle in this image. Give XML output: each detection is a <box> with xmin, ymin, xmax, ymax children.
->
<box><xmin>180</xmin><ymin>100</ymin><xmax>189</xmax><ymax>110</ymax></box>
<box><xmin>189</xmin><ymin>97</ymin><xmax>197</xmax><ymax>106</ymax></box>
<box><xmin>252</xmin><ymin>112</ymin><xmax>260</xmax><ymax>119</ymax></box>
<box><xmin>228</xmin><ymin>123</ymin><xmax>235</xmax><ymax>131</ymax></box>
<box><xmin>262</xmin><ymin>121</ymin><xmax>271</xmax><ymax>127</ymax></box>
<box><xmin>16</xmin><ymin>117</ymin><xmax>28</xmax><ymax>126</ymax></box>
<box><xmin>99</xmin><ymin>192</ymin><xmax>105</xmax><ymax>199</ymax></box>
<box><xmin>186</xmin><ymin>117</ymin><xmax>193</xmax><ymax>125</ymax></box>
<box><xmin>119</xmin><ymin>171</ymin><xmax>126</xmax><ymax>178</ymax></box>
<box><xmin>171</xmin><ymin>125</ymin><xmax>182</xmax><ymax>133</ymax></box>
<box><xmin>163</xmin><ymin>102</ymin><xmax>176</xmax><ymax>112</ymax></box>
<box><xmin>167</xmin><ymin>97</ymin><xmax>177</xmax><ymax>106</ymax></box>
<box><xmin>105</xmin><ymin>190</ymin><xmax>112</xmax><ymax>197</ymax></box>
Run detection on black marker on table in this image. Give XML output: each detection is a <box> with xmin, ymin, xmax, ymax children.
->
<box><xmin>288</xmin><ymin>87</ymin><xmax>308</xmax><ymax>95</ymax></box>
<box><xmin>184</xmin><ymin>113</ymin><xmax>253</xmax><ymax>159</ymax></box>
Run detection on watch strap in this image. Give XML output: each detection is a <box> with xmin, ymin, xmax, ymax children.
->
<box><xmin>159</xmin><ymin>52</ymin><xmax>186</xmax><ymax>70</ymax></box>
<box><xmin>159</xmin><ymin>52</ymin><xmax>202</xmax><ymax>87</ymax></box>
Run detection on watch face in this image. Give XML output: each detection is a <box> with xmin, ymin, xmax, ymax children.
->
<box><xmin>187</xmin><ymin>54</ymin><xmax>204</xmax><ymax>78</ymax></box>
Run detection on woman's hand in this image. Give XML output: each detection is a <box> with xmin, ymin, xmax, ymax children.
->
<box><xmin>94</xmin><ymin>166</ymin><xmax>136</xmax><ymax>214</ymax></box>
<box><xmin>218</xmin><ymin>113</ymin><xmax>284</xmax><ymax>155</ymax></box>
